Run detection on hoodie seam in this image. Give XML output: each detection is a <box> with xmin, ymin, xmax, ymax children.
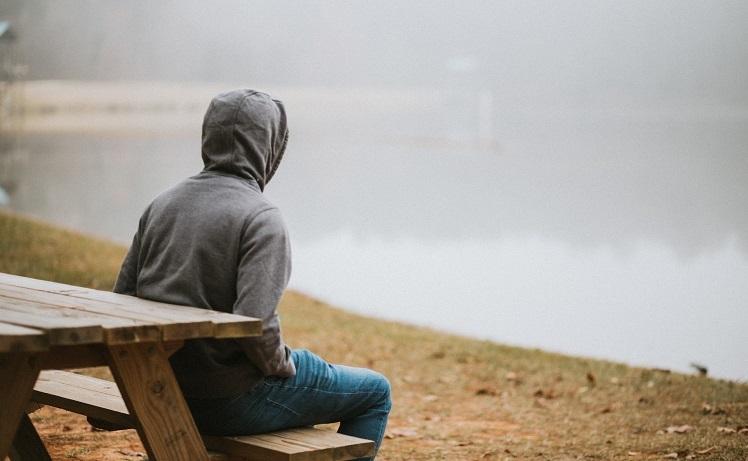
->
<box><xmin>229</xmin><ymin>91</ymin><xmax>258</xmax><ymax>182</ymax></box>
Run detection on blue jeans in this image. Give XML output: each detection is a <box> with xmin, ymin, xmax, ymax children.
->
<box><xmin>186</xmin><ymin>349</ymin><xmax>392</xmax><ymax>461</ymax></box>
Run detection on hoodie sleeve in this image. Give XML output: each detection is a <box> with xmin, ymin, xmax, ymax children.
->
<box><xmin>113</xmin><ymin>229</ymin><xmax>141</xmax><ymax>295</ymax></box>
<box><xmin>233</xmin><ymin>207</ymin><xmax>296</xmax><ymax>378</ymax></box>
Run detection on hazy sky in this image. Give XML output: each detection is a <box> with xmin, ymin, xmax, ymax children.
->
<box><xmin>3</xmin><ymin>0</ymin><xmax>748</xmax><ymax>105</ymax></box>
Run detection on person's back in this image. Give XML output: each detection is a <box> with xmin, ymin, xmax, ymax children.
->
<box><xmin>115</xmin><ymin>89</ymin><xmax>390</xmax><ymax>460</ymax></box>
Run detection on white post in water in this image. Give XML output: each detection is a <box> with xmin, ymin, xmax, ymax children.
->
<box><xmin>477</xmin><ymin>88</ymin><xmax>494</xmax><ymax>150</ymax></box>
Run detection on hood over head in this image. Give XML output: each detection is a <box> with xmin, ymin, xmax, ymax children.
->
<box><xmin>201</xmin><ymin>89</ymin><xmax>289</xmax><ymax>190</ymax></box>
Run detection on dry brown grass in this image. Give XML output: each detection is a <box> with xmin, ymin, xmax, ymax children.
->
<box><xmin>1</xmin><ymin>210</ymin><xmax>747</xmax><ymax>460</ymax></box>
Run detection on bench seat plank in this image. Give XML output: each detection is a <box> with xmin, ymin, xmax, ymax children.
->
<box><xmin>32</xmin><ymin>370</ymin><xmax>376</xmax><ymax>461</ymax></box>
<box><xmin>0</xmin><ymin>274</ymin><xmax>261</xmax><ymax>339</ymax></box>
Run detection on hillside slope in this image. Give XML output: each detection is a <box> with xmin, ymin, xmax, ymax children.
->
<box><xmin>1</xmin><ymin>210</ymin><xmax>746</xmax><ymax>460</ymax></box>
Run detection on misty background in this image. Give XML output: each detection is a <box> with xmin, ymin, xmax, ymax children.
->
<box><xmin>1</xmin><ymin>1</ymin><xmax>746</xmax><ymax>379</ymax></box>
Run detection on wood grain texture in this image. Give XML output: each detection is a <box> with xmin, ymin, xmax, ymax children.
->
<box><xmin>0</xmin><ymin>273</ymin><xmax>261</xmax><ymax>339</ymax></box>
<box><xmin>0</xmin><ymin>323</ymin><xmax>47</xmax><ymax>353</ymax></box>
<box><xmin>0</xmin><ymin>353</ymin><xmax>42</xmax><ymax>460</ymax></box>
<box><xmin>0</xmin><ymin>295</ymin><xmax>161</xmax><ymax>344</ymax></box>
<box><xmin>37</xmin><ymin>344</ymin><xmax>107</xmax><ymax>370</ymax></box>
<box><xmin>8</xmin><ymin>413</ymin><xmax>51</xmax><ymax>461</ymax></box>
<box><xmin>33</xmin><ymin>370</ymin><xmax>134</xmax><ymax>430</ymax></box>
<box><xmin>0</xmin><ymin>284</ymin><xmax>210</xmax><ymax>342</ymax></box>
<box><xmin>0</xmin><ymin>304</ymin><xmax>103</xmax><ymax>346</ymax></box>
<box><xmin>31</xmin><ymin>370</ymin><xmax>376</xmax><ymax>461</ymax></box>
<box><xmin>106</xmin><ymin>342</ymin><xmax>210</xmax><ymax>461</ymax></box>
<box><xmin>203</xmin><ymin>429</ymin><xmax>375</xmax><ymax>461</ymax></box>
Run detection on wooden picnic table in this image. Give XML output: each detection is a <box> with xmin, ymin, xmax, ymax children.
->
<box><xmin>0</xmin><ymin>272</ymin><xmax>262</xmax><ymax>461</ymax></box>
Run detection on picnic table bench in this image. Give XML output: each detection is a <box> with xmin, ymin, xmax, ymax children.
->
<box><xmin>0</xmin><ymin>272</ymin><xmax>375</xmax><ymax>461</ymax></box>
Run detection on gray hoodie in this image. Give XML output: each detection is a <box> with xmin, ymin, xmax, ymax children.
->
<box><xmin>114</xmin><ymin>89</ymin><xmax>295</xmax><ymax>399</ymax></box>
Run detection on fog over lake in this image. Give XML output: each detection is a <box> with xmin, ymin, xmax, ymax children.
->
<box><xmin>1</xmin><ymin>0</ymin><xmax>746</xmax><ymax>380</ymax></box>
<box><xmin>2</xmin><ymin>90</ymin><xmax>746</xmax><ymax>380</ymax></box>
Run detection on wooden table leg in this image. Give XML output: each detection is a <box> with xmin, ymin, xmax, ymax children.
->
<box><xmin>9</xmin><ymin>413</ymin><xmax>51</xmax><ymax>461</ymax></box>
<box><xmin>106</xmin><ymin>342</ymin><xmax>209</xmax><ymax>461</ymax></box>
<box><xmin>0</xmin><ymin>353</ymin><xmax>41</xmax><ymax>460</ymax></box>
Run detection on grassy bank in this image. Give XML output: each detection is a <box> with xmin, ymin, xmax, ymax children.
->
<box><xmin>1</xmin><ymin>210</ymin><xmax>746</xmax><ymax>460</ymax></box>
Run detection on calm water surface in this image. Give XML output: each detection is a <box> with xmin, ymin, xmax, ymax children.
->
<box><xmin>2</xmin><ymin>107</ymin><xmax>746</xmax><ymax>380</ymax></box>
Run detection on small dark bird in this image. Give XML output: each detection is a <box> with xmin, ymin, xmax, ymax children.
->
<box><xmin>690</xmin><ymin>362</ymin><xmax>708</xmax><ymax>376</ymax></box>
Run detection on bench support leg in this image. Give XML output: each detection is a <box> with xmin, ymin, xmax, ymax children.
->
<box><xmin>9</xmin><ymin>413</ymin><xmax>51</xmax><ymax>461</ymax></box>
<box><xmin>107</xmin><ymin>342</ymin><xmax>209</xmax><ymax>461</ymax></box>
<box><xmin>0</xmin><ymin>353</ymin><xmax>41</xmax><ymax>460</ymax></box>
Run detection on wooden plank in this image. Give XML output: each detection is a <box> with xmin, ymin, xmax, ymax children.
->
<box><xmin>0</xmin><ymin>305</ymin><xmax>103</xmax><ymax>346</ymax></box>
<box><xmin>106</xmin><ymin>342</ymin><xmax>210</xmax><ymax>461</ymax></box>
<box><xmin>203</xmin><ymin>429</ymin><xmax>376</xmax><ymax>461</ymax></box>
<box><xmin>0</xmin><ymin>296</ymin><xmax>159</xmax><ymax>345</ymax></box>
<box><xmin>31</xmin><ymin>370</ymin><xmax>376</xmax><ymax>461</ymax></box>
<box><xmin>8</xmin><ymin>413</ymin><xmax>51</xmax><ymax>461</ymax></box>
<box><xmin>0</xmin><ymin>273</ymin><xmax>261</xmax><ymax>338</ymax></box>
<box><xmin>0</xmin><ymin>285</ymin><xmax>208</xmax><ymax>342</ymax></box>
<box><xmin>33</xmin><ymin>370</ymin><xmax>134</xmax><ymax>430</ymax></box>
<box><xmin>38</xmin><ymin>344</ymin><xmax>106</xmax><ymax>369</ymax></box>
<box><xmin>0</xmin><ymin>323</ymin><xmax>48</xmax><ymax>353</ymax></box>
<box><xmin>0</xmin><ymin>353</ymin><xmax>42</xmax><ymax>460</ymax></box>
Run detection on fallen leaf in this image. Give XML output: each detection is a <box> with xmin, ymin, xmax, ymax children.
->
<box><xmin>695</xmin><ymin>446</ymin><xmax>716</xmax><ymax>455</ymax></box>
<box><xmin>738</xmin><ymin>427</ymin><xmax>748</xmax><ymax>435</ymax></box>
<box><xmin>117</xmin><ymin>449</ymin><xmax>146</xmax><ymax>458</ymax></box>
<box><xmin>422</xmin><ymin>394</ymin><xmax>438</xmax><ymax>402</ymax></box>
<box><xmin>505</xmin><ymin>371</ymin><xmax>522</xmax><ymax>384</ymax></box>
<box><xmin>627</xmin><ymin>451</ymin><xmax>641</xmax><ymax>457</ymax></box>
<box><xmin>533</xmin><ymin>388</ymin><xmax>557</xmax><ymax>399</ymax></box>
<box><xmin>449</xmin><ymin>440</ymin><xmax>472</xmax><ymax>446</ymax></box>
<box><xmin>665</xmin><ymin>425</ymin><xmax>694</xmax><ymax>434</ymax></box>
<box><xmin>475</xmin><ymin>387</ymin><xmax>498</xmax><ymax>396</ymax></box>
<box><xmin>385</xmin><ymin>427</ymin><xmax>419</xmax><ymax>438</ymax></box>
<box><xmin>717</xmin><ymin>426</ymin><xmax>736</xmax><ymax>434</ymax></box>
<box><xmin>662</xmin><ymin>453</ymin><xmax>678</xmax><ymax>459</ymax></box>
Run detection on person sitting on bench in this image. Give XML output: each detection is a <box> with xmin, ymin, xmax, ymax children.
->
<box><xmin>114</xmin><ymin>89</ymin><xmax>392</xmax><ymax>460</ymax></box>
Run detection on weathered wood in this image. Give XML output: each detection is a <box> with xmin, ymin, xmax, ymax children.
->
<box><xmin>33</xmin><ymin>370</ymin><xmax>134</xmax><ymax>430</ymax></box>
<box><xmin>0</xmin><ymin>284</ymin><xmax>211</xmax><ymax>342</ymax></box>
<box><xmin>0</xmin><ymin>294</ymin><xmax>164</xmax><ymax>344</ymax></box>
<box><xmin>31</xmin><ymin>370</ymin><xmax>376</xmax><ymax>461</ymax></box>
<box><xmin>37</xmin><ymin>344</ymin><xmax>107</xmax><ymax>369</ymax></box>
<box><xmin>106</xmin><ymin>342</ymin><xmax>210</xmax><ymax>461</ymax></box>
<box><xmin>8</xmin><ymin>413</ymin><xmax>51</xmax><ymax>461</ymax></box>
<box><xmin>203</xmin><ymin>429</ymin><xmax>376</xmax><ymax>461</ymax></box>
<box><xmin>0</xmin><ymin>353</ymin><xmax>42</xmax><ymax>460</ymax></box>
<box><xmin>0</xmin><ymin>323</ymin><xmax>48</xmax><ymax>353</ymax></box>
<box><xmin>0</xmin><ymin>304</ymin><xmax>103</xmax><ymax>346</ymax></box>
<box><xmin>0</xmin><ymin>273</ymin><xmax>262</xmax><ymax>338</ymax></box>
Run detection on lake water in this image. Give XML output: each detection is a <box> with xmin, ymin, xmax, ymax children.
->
<box><xmin>2</xmin><ymin>92</ymin><xmax>747</xmax><ymax>381</ymax></box>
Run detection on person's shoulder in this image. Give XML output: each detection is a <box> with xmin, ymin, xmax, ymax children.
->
<box><xmin>241</xmin><ymin>202</ymin><xmax>288</xmax><ymax>238</ymax></box>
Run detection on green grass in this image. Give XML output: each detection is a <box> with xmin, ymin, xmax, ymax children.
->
<box><xmin>1</xmin><ymin>209</ymin><xmax>747</xmax><ymax>460</ymax></box>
